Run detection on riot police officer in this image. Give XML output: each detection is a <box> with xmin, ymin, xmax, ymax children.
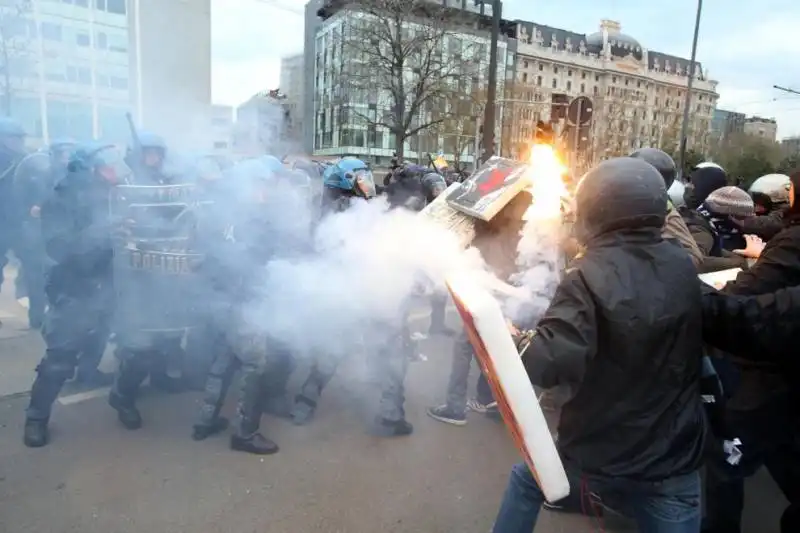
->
<box><xmin>23</xmin><ymin>142</ymin><xmax>130</xmax><ymax>448</ymax></box>
<box><xmin>0</xmin><ymin>117</ymin><xmax>26</xmax><ymax>305</ymax></box>
<box><xmin>191</xmin><ymin>159</ymin><xmax>295</xmax><ymax>454</ymax></box>
<box><xmin>111</xmin><ymin>131</ymin><xmax>186</xmax><ymax>420</ymax></box>
<box><xmin>14</xmin><ymin>139</ymin><xmax>78</xmax><ymax>330</ymax></box>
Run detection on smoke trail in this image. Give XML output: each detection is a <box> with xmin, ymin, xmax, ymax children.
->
<box><xmin>245</xmin><ymin>187</ymin><xmax>491</xmax><ymax>357</ymax></box>
<box><xmin>504</xmin><ymin>145</ymin><xmax>568</xmax><ymax>327</ymax></box>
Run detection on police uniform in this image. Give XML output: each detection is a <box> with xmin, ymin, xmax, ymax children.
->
<box><xmin>23</xmin><ymin>142</ymin><xmax>128</xmax><ymax>448</ymax></box>
<box><xmin>109</xmin><ymin>132</ymin><xmax>189</xmax><ymax>430</ymax></box>
<box><xmin>191</xmin><ymin>159</ymin><xmax>297</xmax><ymax>454</ymax></box>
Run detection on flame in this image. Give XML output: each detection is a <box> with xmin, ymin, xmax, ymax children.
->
<box><xmin>524</xmin><ymin>144</ymin><xmax>568</xmax><ymax>220</ymax></box>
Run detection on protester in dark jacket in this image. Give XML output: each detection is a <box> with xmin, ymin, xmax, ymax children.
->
<box><xmin>735</xmin><ymin>174</ymin><xmax>791</xmax><ymax>241</ymax></box>
<box><xmin>681</xmin><ymin>166</ymin><xmax>749</xmax><ymax>273</ymax></box>
<box><xmin>699</xmin><ymin>168</ymin><xmax>800</xmax><ymax>533</ymax></box>
<box><xmin>492</xmin><ymin>158</ymin><xmax>705</xmax><ymax>533</ymax></box>
<box><xmin>701</xmin><ymin>186</ymin><xmax>755</xmax><ymax>253</ymax></box>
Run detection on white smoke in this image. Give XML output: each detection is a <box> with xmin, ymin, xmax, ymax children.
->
<box><xmin>245</xmin><ymin>190</ymin><xmax>490</xmax><ymax>357</ymax></box>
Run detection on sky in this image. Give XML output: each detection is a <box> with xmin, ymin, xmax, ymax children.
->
<box><xmin>211</xmin><ymin>0</ymin><xmax>800</xmax><ymax>139</ymax></box>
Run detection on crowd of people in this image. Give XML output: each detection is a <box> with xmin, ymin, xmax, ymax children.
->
<box><xmin>2</xmin><ymin>111</ymin><xmax>799</xmax><ymax>533</ymax></box>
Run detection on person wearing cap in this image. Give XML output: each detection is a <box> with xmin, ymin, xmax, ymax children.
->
<box><xmin>734</xmin><ymin>173</ymin><xmax>791</xmax><ymax>241</ymax></box>
<box><xmin>679</xmin><ymin>165</ymin><xmax>750</xmax><ymax>273</ymax></box>
<box><xmin>701</xmin><ymin>168</ymin><xmax>800</xmax><ymax>533</ymax></box>
<box><xmin>702</xmin><ymin>186</ymin><xmax>756</xmax><ymax>254</ymax></box>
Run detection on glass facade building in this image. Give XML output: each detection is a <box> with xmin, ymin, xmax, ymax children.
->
<box><xmin>3</xmin><ymin>0</ymin><xmax>132</xmax><ymax>146</ymax></box>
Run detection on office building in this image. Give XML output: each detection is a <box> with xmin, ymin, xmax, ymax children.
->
<box><xmin>711</xmin><ymin>108</ymin><xmax>745</xmax><ymax>142</ymax></box>
<box><xmin>233</xmin><ymin>89</ymin><xmax>293</xmax><ymax>156</ymax></box>
<box><xmin>2</xmin><ymin>0</ymin><xmax>211</xmax><ymax>149</ymax></box>
<box><xmin>507</xmin><ymin>19</ymin><xmax>719</xmax><ymax>162</ymax></box>
<box><xmin>743</xmin><ymin>116</ymin><xmax>778</xmax><ymax>143</ymax></box>
<box><xmin>280</xmin><ymin>53</ymin><xmax>304</xmax><ymax>144</ymax></box>
<box><xmin>311</xmin><ymin>0</ymin><xmax>510</xmax><ymax>167</ymax></box>
<box><xmin>782</xmin><ymin>136</ymin><xmax>800</xmax><ymax>153</ymax></box>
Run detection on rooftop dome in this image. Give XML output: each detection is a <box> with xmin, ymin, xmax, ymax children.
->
<box><xmin>585</xmin><ymin>20</ymin><xmax>643</xmax><ymax>60</ymax></box>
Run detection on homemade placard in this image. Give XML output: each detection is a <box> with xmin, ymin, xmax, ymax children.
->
<box><xmin>446</xmin><ymin>273</ymin><xmax>570</xmax><ymax>503</ymax></box>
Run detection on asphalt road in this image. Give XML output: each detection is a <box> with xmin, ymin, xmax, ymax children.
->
<box><xmin>0</xmin><ymin>311</ymin><xmax>787</xmax><ymax>533</ymax></box>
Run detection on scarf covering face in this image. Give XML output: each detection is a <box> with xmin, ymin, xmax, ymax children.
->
<box><xmin>696</xmin><ymin>202</ymin><xmax>746</xmax><ymax>254</ymax></box>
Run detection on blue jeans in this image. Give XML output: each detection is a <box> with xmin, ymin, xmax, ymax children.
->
<box><xmin>492</xmin><ymin>462</ymin><xmax>701</xmax><ymax>533</ymax></box>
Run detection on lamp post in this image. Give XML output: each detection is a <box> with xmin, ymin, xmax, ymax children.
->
<box><xmin>480</xmin><ymin>0</ymin><xmax>501</xmax><ymax>163</ymax></box>
<box><xmin>677</xmin><ymin>0</ymin><xmax>703</xmax><ymax>178</ymax></box>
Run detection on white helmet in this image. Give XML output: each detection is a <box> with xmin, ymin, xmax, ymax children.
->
<box><xmin>748</xmin><ymin>174</ymin><xmax>791</xmax><ymax>204</ymax></box>
<box><xmin>694</xmin><ymin>161</ymin><xmax>724</xmax><ymax>171</ymax></box>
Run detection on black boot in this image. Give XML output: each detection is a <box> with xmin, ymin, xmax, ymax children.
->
<box><xmin>375</xmin><ymin>416</ymin><xmax>414</xmax><ymax>437</ymax></box>
<box><xmin>291</xmin><ymin>396</ymin><xmax>317</xmax><ymax>426</ymax></box>
<box><xmin>23</xmin><ymin>419</ymin><xmax>49</xmax><ymax>448</ymax></box>
<box><xmin>192</xmin><ymin>417</ymin><xmax>230</xmax><ymax>441</ymax></box>
<box><xmin>108</xmin><ymin>391</ymin><xmax>143</xmax><ymax>430</ymax></box>
<box><xmin>230</xmin><ymin>432</ymin><xmax>279</xmax><ymax>455</ymax></box>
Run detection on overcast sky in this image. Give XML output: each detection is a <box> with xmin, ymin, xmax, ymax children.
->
<box><xmin>211</xmin><ymin>0</ymin><xmax>800</xmax><ymax>139</ymax></box>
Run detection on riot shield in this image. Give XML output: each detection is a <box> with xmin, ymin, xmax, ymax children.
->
<box><xmin>110</xmin><ymin>183</ymin><xmax>207</xmax><ymax>333</ymax></box>
<box><xmin>13</xmin><ymin>151</ymin><xmax>51</xmax><ymax>188</ymax></box>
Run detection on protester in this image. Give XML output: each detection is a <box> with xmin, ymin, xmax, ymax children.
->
<box><xmin>492</xmin><ymin>158</ymin><xmax>706</xmax><ymax>533</ymax></box>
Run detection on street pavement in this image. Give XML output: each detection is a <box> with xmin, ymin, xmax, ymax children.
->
<box><xmin>0</xmin><ymin>289</ymin><xmax>787</xmax><ymax>532</ymax></box>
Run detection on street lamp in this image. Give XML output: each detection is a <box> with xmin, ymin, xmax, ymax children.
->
<box><xmin>677</xmin><ymin>0</ymin><xmax>703</xmax><ymax>178</ymax></box>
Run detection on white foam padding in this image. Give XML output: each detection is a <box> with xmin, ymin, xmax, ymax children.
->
<box><xmin>447</xmin><ymin>272</ymin><xmax>570</xmax><ymax>503</ymax></box>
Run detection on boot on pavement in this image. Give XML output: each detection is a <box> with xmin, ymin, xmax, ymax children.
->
<box><xmin>375</xmin><ymin>416</ymin><xmax>414</xmax><ymax>437</ymax></box>
<box><xmin>108</xmin><ymin>391</ymin><xmax>143</xmax><ymax>430</ymax></box>
<box><xmin>23</xmin><ymin>419</ymin><xmax>49</xmax><ymax>448</ymax></box>
<box><xmin>192</xmin><ymin>416</ymin><xmax>230</xmax><ymax>441</ymax></box>
<box><xmin>291</xmin><ymin>396</ymin><xmax>317</xmax><ymax>426</ymax></box>
<box><xmin>230</xmin><ymin>432</ymin><xmax>279</xmax><ymax>455</ymax></box>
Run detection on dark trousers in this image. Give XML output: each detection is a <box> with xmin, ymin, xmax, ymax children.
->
<box><xmin>493</xmin><ymin>462</ymin><xmax>701</xmax><ymax>533</ymax></box>
<box><xmin>26</xmin><ymin>289</ymin><xmax>112</xmax><ymax>421</ymax></box>
<box><xmin>703</xmin><ymin>394</ymin><xmax>800</xmax><ymax>533</ymax></box>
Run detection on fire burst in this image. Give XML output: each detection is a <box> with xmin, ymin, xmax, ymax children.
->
<box><xmin>524</xmin><ymin>144</ymin><xmax>568</xmax><ymax>220</ymax></box>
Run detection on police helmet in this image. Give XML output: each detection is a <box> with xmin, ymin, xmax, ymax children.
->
<box><xmin>48</xmin><ymin>137</ymin><xmax>77</xmax><ymax>157</ymax></box>
<box><xmin>629</xmin><ymin>147</ymin><xmax>677</xmax><ymax>189</ymax></box>
<box><xmin>259</xmin><ymin>155</ymin><xmax>285</xmax><ymax>175</ymax></box>
<box><xmin>421</xmin><ymin>172</ymin><xmax>447</xmax><ymax>199</ymax></box>
<box><xmin>68</xmin><ymin>141</ymin><xmax>131</xmax><ymax>182</ymax></box>
<box><xmin>322</xmin><ymin>158</ymin><xmax>376</xmax><ymax>198</ymax></box>
<box><xmin>575</xmin><ymin>157</ymin><xmax>667</xmax><ymax>241</ymax></box>
<box><xmin>0</xmin><ymin>117</ymin><xmax>25</xmax><ymax>137</ymax></box>
<box><xmin>137</xmin><ymin>131</ymin><xmax>167</xmax><ymax>151</ymax></box>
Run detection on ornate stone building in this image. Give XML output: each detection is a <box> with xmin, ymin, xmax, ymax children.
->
<box><xmin>503</xmin><ymin>19</ymin><xmax>719</xmax><ymax>164</ymax></box>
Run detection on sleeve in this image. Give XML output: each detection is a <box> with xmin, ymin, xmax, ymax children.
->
<box><xmin>41</xmin><ymin>189</ymin><xmax>109</xmax><ymax>264</ymax></box>
<box><xmin>701</xmin><ymin>284</ymin><xmax>800</xmax><ymax>360</ymax></box>
<box><xmin>737</xmin><ymin>210</ymin><xmax>785</xmax><ymax>241</ymax></box>
<box><xmin>521</xmin><ymin>267</ymin><xmax>597</xmax><ymax>389</ymax></box>
<box><xmin>662</xmin><ymin>208</ymin><xmax>703</xmax><ymax>269</ymax></box>
<box><xmin>688</xmin><ymin>216</ymin><xmax>749</xmax><ymax>273</ymax></box>
<box><xmin>724</xmin><ymin>233</ymin><xmax>800</xmax><ymax>296</ymax></box>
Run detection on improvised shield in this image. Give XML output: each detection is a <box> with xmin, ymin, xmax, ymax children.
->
<box><xmin>110</xmin><ymin>183</ymin><xmax>207</xmax><ymax>333</ymax></box>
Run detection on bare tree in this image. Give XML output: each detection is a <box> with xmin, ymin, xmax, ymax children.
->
<box><xmin>0</xmin><ymin>0</ymin><xmax>33</xmax><ymax>115</ymax></box>
<box><xmin>333</xmin><ymin>0</ymin><xmax>482</xmax><ymax>159</ymax></box>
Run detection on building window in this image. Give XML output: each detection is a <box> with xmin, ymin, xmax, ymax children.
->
<box><xmin>110</xmin><ymin>76</ymin><xmax>128</xmax><ymax>89</ymax></box>
<box><xmin>538</xmin><ymin>64</ymin><xmax>543</xmax><ymax>71</ymax></box>
<box><xmin>612</xmin><ymin>76</ymin><xmax>617</xmax><ymax>83</ymax></box>
<box><xmin>581</xmin><ymin>71</ymin><xmax>586</xmax><ymax>79</ymax></box>
<box><xmin>96</xmin><ymin>31</ymin><xmax>108</xmax><ymax>49</ymax></box>
<box><xmin>595</xmin><ymin>74</ymin><xmax>600</xmax><ymax>82</ymax></box>
<box><xmin>566</xmin><ymin>81</ymin><xmax>572</xmax><ymax>91</ymax></box>
<box><xmin>95</xmin><ymin>0</ymin><xmax>105</xmax><ymax>8</ymax></box>
<box><xmin>567</xmin><ymin>69</ymin><xmax>572</xmax><ymax>77</ymax></box>
<box><xmin>78</xmin><ymin>67</ymin><xmax>91</xmax><ymax>84</ymax></box>
<box><xmin>523</xmin><ymin>60</ymin><xmax>528</xmax><ymax>68</ymax></box>
<box><xmin>106</xmin><ymin>0</ymin><xmax>125</xmax><ymax>14</ymax></box>
<box><xmin>41</xmin><ymin>22</ymin><xmax>62</xmax><ymax>41</ymax></box>
<box><xmin>76</xmin><ymin>32</ymin><xmax>90</xmax><ymax>47</ymax></box>
<box><xmin>522</xmin><ymin>72</ymin><xmax>527</xmax><ymax>83</ymax></box>
<box><xmin>580</xmin><ymin>83</ymin><xmax>585</xmax><ymax>93</ymax></box>
<box><xmin>552</xmin><ymin>78</ymin><xmax>557</xmax><ymax>89</ymax></box>
<box><xmin>536</xmin><ymin>75</ymin><xmax>542</xmax><ymax>86</ymax></box>
<box><xmin>553</xmin><ymin>66</ymin><xmax>558</xmax><ymax>74</ymax></box>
